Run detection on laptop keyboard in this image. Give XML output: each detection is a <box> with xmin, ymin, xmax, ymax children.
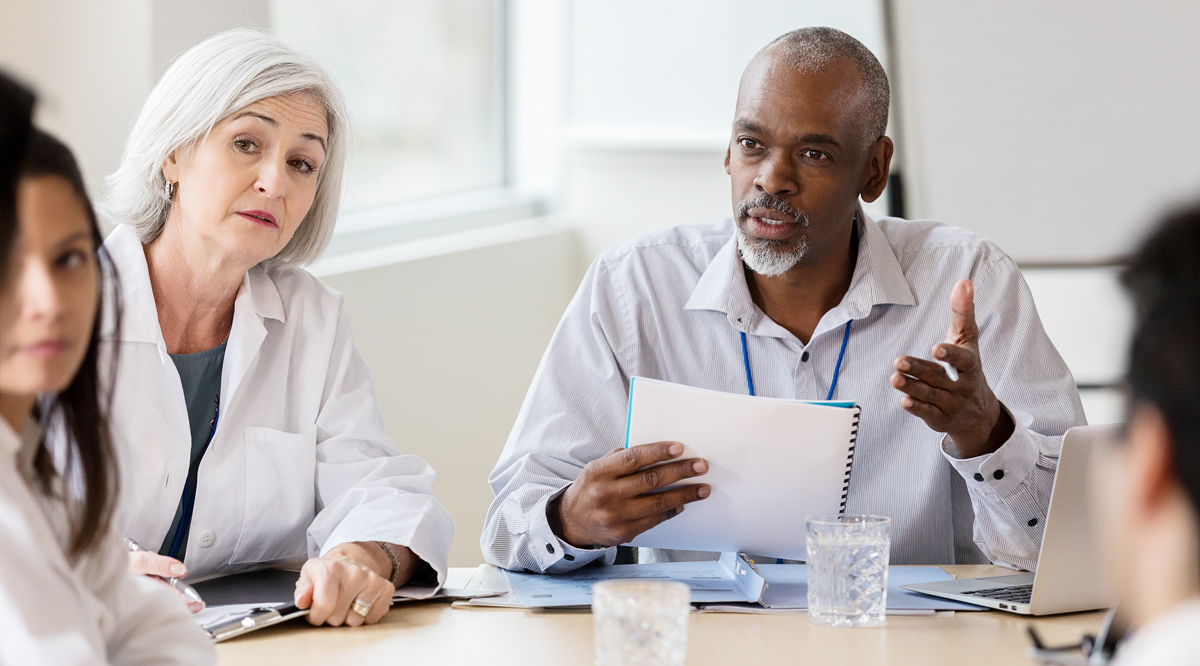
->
<box><xmin>964</xmin><ymin>584</ymin><xmax>1033</xmax><ymax>605</ymax></box>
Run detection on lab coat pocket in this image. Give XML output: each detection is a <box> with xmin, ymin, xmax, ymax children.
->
<box><xmin>230</xmin><ymin>426</ymin><xmax>318</xmax><ymax>566</ymax></box>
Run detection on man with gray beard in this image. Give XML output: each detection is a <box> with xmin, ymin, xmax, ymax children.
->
<box><xmin>483</xmin><ymin>27</ymin><xmax>1083</xmax><ymax>573</ymax></box>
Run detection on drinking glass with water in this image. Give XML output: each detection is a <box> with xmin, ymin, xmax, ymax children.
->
<box><xmin>806</xmin><ymin>514</ymin><xmax>891</xmax><ymax>627</ymax></box>
<box><xmin>593</xmin><ymin>579</ymin><xmax>689</xmax><ymax>666</ymax></box>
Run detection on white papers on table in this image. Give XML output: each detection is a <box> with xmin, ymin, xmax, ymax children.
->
<box><xmin>696</xmin><ymin>565</ymin><xmax>985</xmax><ymax>614</ymax></box>
<box><xmin>503</xmin><ymin>552</ymin><xmax>766</xmax><ymax>608</ymax></box>
<box><xmin>625</xmin><ymin>377</ymin><xmax>860</xmax><ymax>559</ymax></box>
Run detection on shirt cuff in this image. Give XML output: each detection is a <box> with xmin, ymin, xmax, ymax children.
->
<box><xmin>940</xmin><ymin>405</ymin><xmax>1038</xmax><ymax>500</ymax></box>
<box><xmin>528</xmin><ymin>487</ymin><xmax>614</xmax><ymax>572</ymax></box>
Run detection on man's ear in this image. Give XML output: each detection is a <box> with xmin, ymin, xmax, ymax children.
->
<box><xmin>859</xmin><ymin>136</ymin><xmax>893</xmax><ymax>204</ymax></box>
<box><xmin>1127</xmin><ymin>404</ymin><xmax>1179</xmax><ymax>521</ymax></box>
<box><xmin>723</xmin><ymin>143</ymin><xmax>732</xmax><ymax>176</ymax></box>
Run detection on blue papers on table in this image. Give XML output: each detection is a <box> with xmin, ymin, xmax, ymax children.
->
<box><xmin>624</xmin><ymin>377</ymin><xmax>861</xmax><ymax>559</ymax></box>
<box><xmin>698</xmin><ymin>564</ymin><xmax>985</xmax><ymax>614</ymax></box>
<box><xmin>502</xmin><ymin>552</ymin><xmax>766</xmax><ymax>608</ymax></box>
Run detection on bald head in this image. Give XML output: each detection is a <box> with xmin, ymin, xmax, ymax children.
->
<box><xmin>744</xmin><ymin>27</ymin><xmax>890</xmax><ymax>147</ymax></box>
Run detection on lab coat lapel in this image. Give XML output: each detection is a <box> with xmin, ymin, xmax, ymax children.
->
<box><xmin>221</xmin><ymin>267</ymin><xmax>285</xmax><ymax>417</ymax></box>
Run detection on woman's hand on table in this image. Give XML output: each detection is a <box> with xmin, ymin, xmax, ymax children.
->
<box><xmin>294</xmin><ymin>543</ymin><xmax>396</xmax><ymax>626</ymax></box>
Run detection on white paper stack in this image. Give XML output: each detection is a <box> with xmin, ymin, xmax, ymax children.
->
<box><xmin>625</xmin><ymin>377</ymin><xmax>860</xmax><ymax>560</ymax></box>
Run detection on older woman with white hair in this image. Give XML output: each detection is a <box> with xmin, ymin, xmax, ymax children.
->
<box><xmin>95</xmin><ymin>29</ymin><xmax>453</xmax><ymax>627</ymax></box>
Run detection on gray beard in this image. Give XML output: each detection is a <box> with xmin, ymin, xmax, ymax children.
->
<box><xmin>736</xmin><ymin>226</ymin><xmax>809</xmax><ymax>277</ymax></box>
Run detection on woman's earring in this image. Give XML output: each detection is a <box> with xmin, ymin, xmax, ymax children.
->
<box><xmin>164</xmin><ymin>179</ymin><xmax>176</xmax><ymax>200</ymax></box>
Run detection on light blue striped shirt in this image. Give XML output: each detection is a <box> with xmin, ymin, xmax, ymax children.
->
<box><xmin>483</xmin><ymin>210</ymin><xmax>1084</xmax><ymax>573</ymax></box>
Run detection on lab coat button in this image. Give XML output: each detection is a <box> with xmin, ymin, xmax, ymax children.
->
<box><xmin>198</xmin><ymin>529</ymin><xmax>216</xmax><ymax>548</ymax></box>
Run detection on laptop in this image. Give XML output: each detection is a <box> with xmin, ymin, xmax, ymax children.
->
<box><xmin>902</xmin><ymin>424</ymin><xmax>1119</xmax><ymax>615</ymax></box>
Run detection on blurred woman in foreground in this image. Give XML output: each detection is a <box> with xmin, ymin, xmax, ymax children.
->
<box><xmin>0</xmin><ymin>121</ymin><xmax>213</xmax><ymax>661</ymax></box>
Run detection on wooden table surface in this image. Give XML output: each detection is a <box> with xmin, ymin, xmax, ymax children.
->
<box><xmin>216</xmin><ymin>565</ymin><xmax>1104</xmax><ymax>665</ymax></box>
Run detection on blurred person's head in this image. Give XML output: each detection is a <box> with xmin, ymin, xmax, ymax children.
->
<box><xmin>1095</xmin><ymin>203</ymin><xmax>1200</xmax><ymax>627</ymax></box>
<box><xmin>0</xmin><ymin>129</ymin><xmax>119</xmax><ymax>559</ymax></box>
<box><xmin>101</xmin><ymin>28</ymin><xmax>348</xmax><ymax>271</ymax></box>
<box><xmin>0</xmin><ymin>72</ymin><xmax>35</xmax><ymax>310</ymax></box>
<box><xmin>726</xmin><ymin>26</ymin><xmax>893</xmax><ymax>277</ymax></box>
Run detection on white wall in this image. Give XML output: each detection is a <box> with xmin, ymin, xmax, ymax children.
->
<box><xmin>314</xmin><ymin>221</ymin><xmax>582</xmax><ymax>567</ymax></box>
<box><xmin>890</xmin><ymin>0</ymin><xmax>1200</xmax><ymax>262</ymax></box>
<box><xmin>0</xmin><ymin>0</ymin><xmax>153</xmax><ymax>198</ymax></box>
<box><xmin>0</xmin><ymin>0</ymin><xmax>267</xmax><ymax>199</ymax></box>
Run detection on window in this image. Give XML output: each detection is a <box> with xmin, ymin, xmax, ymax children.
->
<box><xmin>270</xmin><ymin>0</ymin><xmax>506</xmax><ymax>214</ymax></box>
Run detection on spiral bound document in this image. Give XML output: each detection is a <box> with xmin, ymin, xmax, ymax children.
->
<box><xmin>625</xmin><ymin>377</ymin><xmax>860</xmax><ymax>560</ymax></box>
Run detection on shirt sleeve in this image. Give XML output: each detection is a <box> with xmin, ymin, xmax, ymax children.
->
<box><xmin>940</xmin><ymin>253</ymin><xmax>1086</xmax><ymax>571</ymax></box>
<box><xmin>481</xmin><ymin>256</ymin><xmax>636</xmax><ymax>573</ymax></box>
<box><xmin>305</xmin><ymin>300</ymin><xmax>455</xmax><ymax>594</ymax></box>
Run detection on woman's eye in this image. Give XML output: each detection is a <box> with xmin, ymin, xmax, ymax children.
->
<box><xmin>234</xmin><ymin>138</ymin><xmax>256</xmax><ymax>152</ymax></box>
<box><xmin>739</xmin><ymin>138</ymin><xmax>760</xmax><ymax>150</ymax></box>
<box><xmin>289</xmin><ymin>158</ymin><xmax>317</xmax><ymax>174</ymax></box>
<box><xmin>57</xmin><ymin>250</ymin><xmax>88</xmax><ymax>269</ymax></box>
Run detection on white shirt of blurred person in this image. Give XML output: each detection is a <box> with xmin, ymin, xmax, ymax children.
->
<box><xmin>1097</xmin><ymin>207</ymin><xmax>1200</xmax><ymax>666</ymax></box>
<box><xmin>0</xmin><ymin>129</ymin><xmax>213</xmax><ymax>665</ymax></box>
<box><xmin>91</xmin><ymin>29</ymin><xmax>453</xmax><ymax>627</ymax></box>
<box><xmin>483</xmin><ymin>27</ymin><xmax>1083</xmax><ymax>573</ymax></box>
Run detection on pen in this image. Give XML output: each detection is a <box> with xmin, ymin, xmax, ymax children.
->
<box><xmin>123</xmin><ymin>537</ymin><xmax>205</xmax><ymax>606</ymax></box>
<box><xmin>936</xmin><ymin>359</ymin><xmax>959</xmax><ymax>382</ymax></box>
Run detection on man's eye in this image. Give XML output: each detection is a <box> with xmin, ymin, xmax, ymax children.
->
<box><xmin>803</xmin><ymin>149</ymin><xmax>827</xmax><ymax>160</ymax></box>
<box><xmin>739</xmin><ymin>138</ymin><xmax>760</xmax><ymax>150</ymax></box>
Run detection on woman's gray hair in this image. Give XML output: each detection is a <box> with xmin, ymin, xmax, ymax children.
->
<box><xmin>100</xmin><ymin>28</ymin><xmax>348</xmax><ymax>269</ymax></box>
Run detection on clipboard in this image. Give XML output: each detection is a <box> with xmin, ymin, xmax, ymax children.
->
<box><xmin>199</xmin><ymin>603</ymin><xmax>310</xmax><ymax>642</ymax></box>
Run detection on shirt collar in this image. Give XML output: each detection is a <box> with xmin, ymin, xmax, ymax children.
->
<box><xmin>684</xmin><ymin>206</ymin><xmax>916</xmax><ymax>335</ymax></box>
<box><xmin>101</xmin><ymin>224</ymin><xmax>287</xmax><ymax>346</ymax></box>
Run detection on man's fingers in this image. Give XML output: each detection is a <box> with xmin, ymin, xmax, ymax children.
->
<box><xmin>128</xmin><ymin>551</ymin><xmax>187</xmax><ymax>579</ymax></box>
<box><xmin>932</xmin><ymin>342</ymin><xmax>979</xmax><ymax>373</ymax></box>
<box><xmin>946</xmin><ymin>279</ymin><xmax>978</xmax><ymax>347</ymax></box>
<box><xmin>894</xmin><ymin>356</ymin><xmax>958</xmax><ymax>390</ymax></box>
<box><xmin>625</xmin><ymin>506</ymin><xmax>686</xmax><ymax>538</ymax></box>
<box><xmin>628</xmin><ymin>484</ymin><xmax>710</xmax><ymax>520</ymax></box>
<box><xmin>891</xmin><ymin>372</ymin><xmax>953</xmax><ymax>407</ymax></box>
<box><xmin>607</xmin><ymin>441</ymin><xmax>685</xmax><ymax>475</ymax></box>
<box><xmin>900</xmin><ymin>394</ymin><xmax>946</xmax><ymax>424</ymax></box>
<box><xmin>620</xmin><ymin>457</ymin><xmax>708</xmax><ymax>495</ymax></box>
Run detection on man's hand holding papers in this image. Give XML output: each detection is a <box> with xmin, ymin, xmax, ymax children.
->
<box><xmin>549</xmin><ymin>442</ymin><xmax>711</xmax><ymax>548</ymax></box>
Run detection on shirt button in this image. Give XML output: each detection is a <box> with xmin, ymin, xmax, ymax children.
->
<box><xmin>993</xmin><ymin>470</ymin><xmax>1005</xmax><ymax>480</ymax></box>
<box><xmin>564</xmin><ymin>554</ymin><xmax>575</xmax><ymax>561</ymax></box>
<box><xmin>1027</xmin><ymin>518</ymin><xmax>1038</xmax><ymax>527</ymax></box>
<box><xmin>197</xmin><ymin>529</ymin><xmax>216</xmax><ymax>548</ymax></box>
<box><xmin>545</xmin><ymin>543</ymin><xmax>555</xmax><ymax>554</ymax></box>
<box><xmin>801</xmin><ymin>351</ymin><xmax>810</xmax><ymax>363</ymax></box>
<box><xmin>973</xmin><ymin>473</ymin><xmax>984</xmax><ymax>482</ymax></box>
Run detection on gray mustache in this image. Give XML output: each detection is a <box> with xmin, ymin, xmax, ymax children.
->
<box><xmin>736</xmin><ymin>193</ymin><xmax>807</xmax><ymax>227</ymax></box>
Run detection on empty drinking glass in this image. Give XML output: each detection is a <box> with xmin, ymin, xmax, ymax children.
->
<box><xmin>593</xmin><ymin>579</ymin><xmax>689</xmax><ymax>666</ymax></box>
<box><xmin>806</xmin><ymin>514</ymin><xmax>891</xmax><ymax>627</ymax></box>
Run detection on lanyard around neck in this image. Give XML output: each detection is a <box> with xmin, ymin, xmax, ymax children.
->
<box><xmin>740</xmin><ymin>319</ymin><xmax>853</xmax><ymax>401</ymax></box>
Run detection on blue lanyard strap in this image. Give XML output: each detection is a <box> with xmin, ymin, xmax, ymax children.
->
<box><xmin>739</xmin><ymin>331</ymin><xmax>756</xmax><ymax>397</ymax></box>
<box><xmin>740</xmin><ymin>319</ymin><xmax>853</xmax><ymax>401</ymax></box>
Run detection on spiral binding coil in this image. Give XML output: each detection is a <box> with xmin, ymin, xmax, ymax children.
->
<box><xmin>839</xmin><ymin>407</ymin><xmax>861</xmax><ymax>513</ymax></box>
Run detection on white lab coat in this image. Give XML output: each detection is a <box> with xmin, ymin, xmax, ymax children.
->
<box><xmin>0</xmin><ymin>417</ymin><xmax>215</xmax><ymax>665</ymax></box>
<box><xmin>99</xmin><ymin>224</ymin><xmax>453</xmax><ymax>587</ymax></box>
